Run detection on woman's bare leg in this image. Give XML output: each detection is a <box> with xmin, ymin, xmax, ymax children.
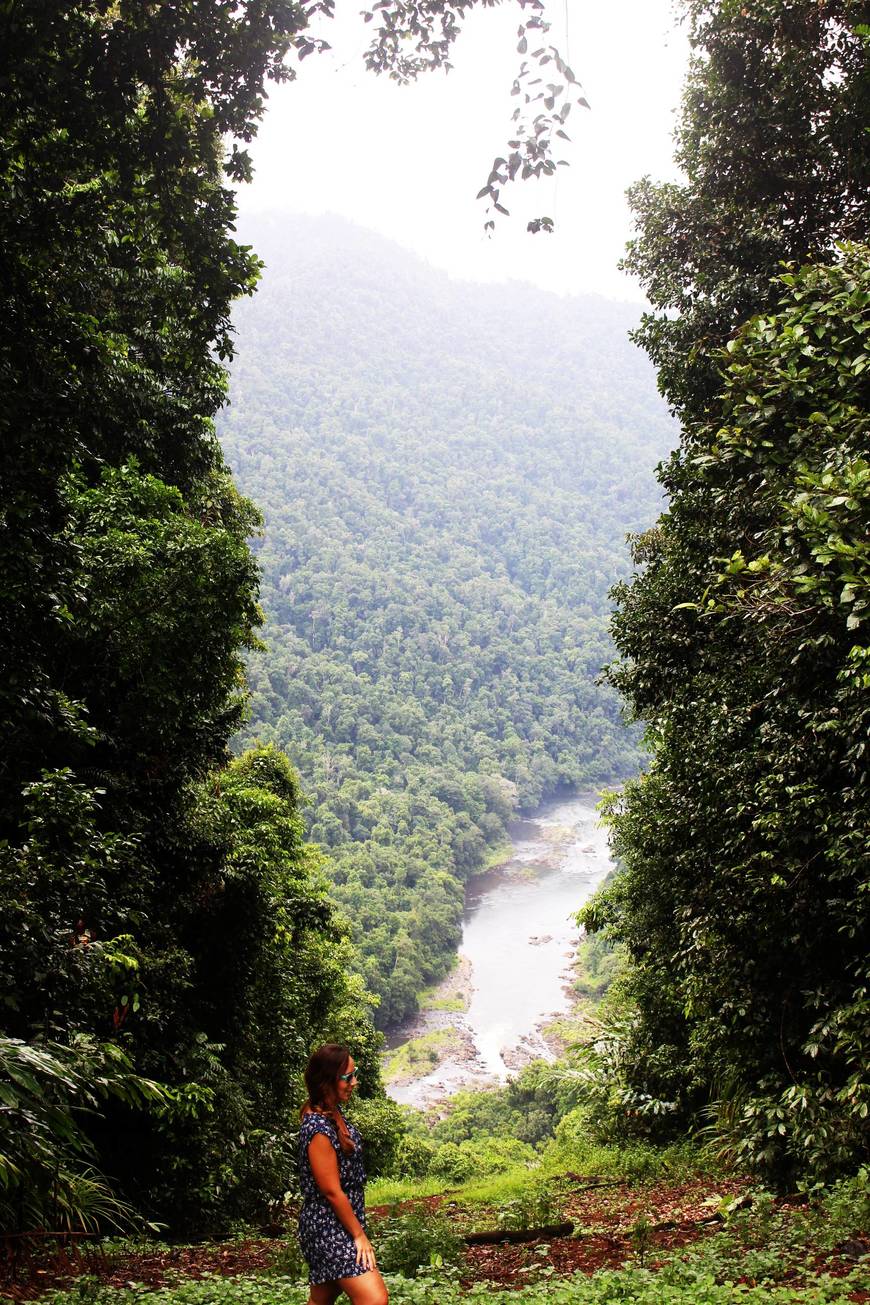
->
<box><xmin>339</xmin><ymin>1269</ymin><xmax>389</xmax><ymax>1305</ymax></box>
<box><xmin>308</xmin><ymin>1284</ymin><xmax>341</xmax><ymax>1305</ymax></box>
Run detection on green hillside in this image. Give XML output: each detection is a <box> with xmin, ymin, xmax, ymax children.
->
<box><xmin>219</xmin><ymin>216</ymin><xmax>675</xmax><ymax>1025</ymax></box>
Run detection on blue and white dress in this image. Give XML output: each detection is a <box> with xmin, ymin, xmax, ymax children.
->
<box><xmin>298</xmin><ymin>1108</ymin><xmax>367</xmax><ymax>1284</ymax></box>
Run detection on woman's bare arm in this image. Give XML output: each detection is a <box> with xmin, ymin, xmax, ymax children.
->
<box><xmin>307</xmin><ymin>1132</ymin><xmax>376</xmax><ymax>1270</ymax></box>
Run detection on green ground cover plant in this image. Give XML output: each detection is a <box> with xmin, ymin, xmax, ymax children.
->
<box><xmin>660</xmin><ymin>1173</ymin><xmax>870</xmax><ymax>1289</ymax></box>
<box><xmin>41</xmin><ymin>1263</ymin><xmax>870</xmax><ymax>1305</ymax></box>
<box><xmin>369</xmin><ymin>1207</ymin><xmax>465</xmax><ymax>1277</ymax></box>
<box><xmin>31</xmin><ymin>1155</ymin><xmax>870</xmax><ymax>1304</ymax></box>
<box><xmin>495</xmin><ymin>1181</ymin><xmax>563</xmax><ymax>1231</ymax></box>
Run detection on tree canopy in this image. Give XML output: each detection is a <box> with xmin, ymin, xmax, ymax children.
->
<box><xmin>585</xmin><ymin>0</ymin><xmax>870</xmax><ymax>1184</ymax></box>
<box><xmin>1</xmin><ymin>0</ymin><xmax>388</xmax><ymax>1233</ymax></box>
<box><xmin>622</xmin><ymin>0</ymin><xmax>870</xmax><ymax>419</ymax></box>
<box><xmin>0</xmin><ymin>0</ymin><xmax>594</xmax><ymax>1233</ymax></box>
<box><xmin>221</xmin><ymin>214</ymin><xmax>675</xmax><ymax>1026</ymax></box>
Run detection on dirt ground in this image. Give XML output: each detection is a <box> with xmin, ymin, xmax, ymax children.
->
<box><xmin>3</xmin><ymin>1176</ymin><xmax>868</xmax><ymax>1301</ymax></box>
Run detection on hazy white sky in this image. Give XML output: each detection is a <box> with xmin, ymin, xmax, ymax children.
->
<box><xmin>237</xmin><ymin>0</ymin><xmax>689</xmax><ymax>300</ymax></box>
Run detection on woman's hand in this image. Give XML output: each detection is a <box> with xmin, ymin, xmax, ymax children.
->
<box><xmin>354</xmin><ymin>1232</ymin><xmax>376</xmax><ymax>1271</ymax></box>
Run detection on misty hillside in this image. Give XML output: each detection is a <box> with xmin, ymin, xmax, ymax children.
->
<box><xmin>219</xmin><ymin>214</ymin><xmax>676</xmax><ymax>1023</ymax></box>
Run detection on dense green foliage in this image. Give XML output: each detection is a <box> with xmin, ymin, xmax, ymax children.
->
<box><xmin>0</xmin><ymin>3</ymin><xmax>393</xmax><ymax>1234</ymax></box>
<box><xmin>0</xmin><ymin>0</ymin><xmax>659</xmax><ymax>1238</ymax></box>
<box><xmin>118</xmin><ymin>746</ymin><xmax>387</xmax><ymax>1231</ymax></box>
<box><xmin>402</xmin><ymin>1059</ymin><xmax>587</xmax><ymax>1171</ymax></box>
<box><xmin>0</xmin><ymin>1036</ymin><xmax>165</xmax><ymax>1235</ymax></box>
<box><xmin>12</xmin><ymin>0</ymin><xmax>869</xmax><ymax>1250</ymax></box>
<box><xmin>622</xmin><ymin>0</ymin><xmax>870</xmax><ymax>421</ymax></box>
<box><xmin>586</xmin><ymin>0</ymin><xmax>870</xmax><ymax>1185</ymax></box>
<box><xmin>0</xmin><ymin>0</ymin><xmax>631</xmax><ymax>1237</ymax></box>
<box><xmin>593</xmin><ymin>253</ymin><xmax>870</xmax><ymax>1180</ymax></box>
<box><xmin>372</xmin><ymin>1207</ymin><xmax>466</xmax><ymax>1278</ymax></box>
<box><xmin>222</xmin><ymin>215</ymin><xmax>675</xmax><ymax>1023</ymax></box>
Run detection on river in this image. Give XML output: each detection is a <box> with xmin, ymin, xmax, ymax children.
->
<box><xmin>385</xmin><ymin>791</ymin><xmax>614</xmax><ymax>1110</ymax></box>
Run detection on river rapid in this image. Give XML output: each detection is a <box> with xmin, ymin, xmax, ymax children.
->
<box><xmin>385</xmin><ymin>792</ymin><xmax>614</xmax><ymax>1110</ymax></box>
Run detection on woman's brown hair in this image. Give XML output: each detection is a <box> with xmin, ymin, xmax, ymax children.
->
<box><xmin>302</xmin><ymin>1043</ymin><xmax>355</xmax><ymax>1154</ymax></box>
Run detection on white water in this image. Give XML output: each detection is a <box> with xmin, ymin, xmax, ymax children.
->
<box><xmin>387</xmin><ymin>792</ymin><xmax>613</xmax><ymax>1109</ymax></box>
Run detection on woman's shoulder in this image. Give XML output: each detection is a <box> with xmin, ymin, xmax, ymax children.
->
<box><xmin>300</xmin><ymin>1108</ymin><xmax>337</xmax><ymax>1140</ymax></box>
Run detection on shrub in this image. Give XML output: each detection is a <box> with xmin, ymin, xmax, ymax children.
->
<box><xmin>348</xmin><ymin>1095</ymin><xmax>406</xmax><ymax>1178</ymax></box>
<box><xmin>371</xmin><ymin>1208</ymin><xmax>464</xmax><ymax>1278</ymax></box>
<box><xmin>496</xmin><ymin>1181</ymin><xmax>562</xmax><ymax>1231</ymax></box>
<box><xmin>430</xmin><ymin>1136</ymin><xmax>537</xmax><ymax>1183</ymax></box>
<box><xmin>0</xmin><ymin>1034</ymin><xmax>168</xmax><ymax>1236</ymax></box>
<box><xmin>396</xmin><ymin>1134</ymin><xmax>437</xmax><ymax>1178</ymax></box>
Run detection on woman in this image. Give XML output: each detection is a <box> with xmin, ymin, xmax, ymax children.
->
<box><xmin>298</xmin><ymin>1044</ymin><xmax>388</xmax><ymax>1305</ymax></box>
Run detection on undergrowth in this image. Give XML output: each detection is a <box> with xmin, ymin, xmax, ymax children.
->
<box><xmin>661</xmin><ymin>1172</ymin><xmax>870</xmax><ymax>1287</ymax></box>
<box><xmin>42</xmin><ymin>1264</ymin><xmax>870</xmax><ymax>1305</ymax></box>
<box><xmin>371</xmin><ymin>1208</ymin><xmax>465</xmax><ymax>1277</ymax></box>
<box><xmin>369</xmin><ymin>1136</ymin><xmax>709</xmax><ymax>1207</ymax></box>
<box><xmin>35</xmin><ymin>1161</ymin><xmax>870</xmax><ymax>1305</ymax></box>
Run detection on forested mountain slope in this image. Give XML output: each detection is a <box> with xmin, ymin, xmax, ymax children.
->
<box><xmin>219</xmin><ymin>215</ymin><xmax>675</xmax><ymax>1024</ymax></box>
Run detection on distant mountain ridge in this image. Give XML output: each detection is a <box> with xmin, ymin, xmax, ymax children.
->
<box><xmin>219</xmin><ymin>213</ymin><xmax>676</xmax><ymax>1025</ymax></box>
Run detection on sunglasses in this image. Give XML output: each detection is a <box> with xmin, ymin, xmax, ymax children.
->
<box><xmin>338</xmin><ymin>1069</ymin><xmax>360</xmax><ymax>1084</ymax></box>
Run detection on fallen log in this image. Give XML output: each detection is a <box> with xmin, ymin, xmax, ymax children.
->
<box><xmin>562</xmin><ymin>1174</ymin><xmax>628</xmax><ymax>1190</ymax></box>
<box><xmin>464</xmin><ymin>1221</ymin><xmax>574</xmax><ymax>1246</ymax></box>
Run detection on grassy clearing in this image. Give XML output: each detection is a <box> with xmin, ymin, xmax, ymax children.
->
<box><xmin>370</xmin><ymin>1154</ymin><xmax>558</xmax><ymax>1212</ymax></box>
<box><xmin>383</xmin><ymin>1028</ymin><xmax>464</xmax><ymax>1087</ymax></box>
<box><xmin>479</xmin><ymin>839</ymin><xmax>514</xmax><ymax>872</ymax></box>
<box><xmin>545</xmin><ymin>1137</ymin><xmax>712</xmax><ymax>1183</ymax></box>
<box><xmin>421</xmin><ymin>992</ymin><xmax>466</xmax><ymax>1013</ymax></box>
<box><xmin>453</xmin><ymin>1140</ymin><xmax>709</xmax><ymax>1205</ymax></box>
<box><xmin>370</xmin><ymin>1138</ymin><xmax>712</xmax><ymax>1210</ymax></box>
<box><xmin>417</xmin><ymin>954</ymin><xmax>472</xmax><ymax>1014</ymax></box>
<box><xmin>369</xmin><ymin>1171</ymin><xmax>458</xmax><ymax>1204</ymax></box>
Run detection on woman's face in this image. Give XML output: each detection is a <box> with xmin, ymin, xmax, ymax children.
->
<box><xmin>336</xmin><ymin>1055</ymin><xmax>358</xmax><ymax>1104</ymax></box>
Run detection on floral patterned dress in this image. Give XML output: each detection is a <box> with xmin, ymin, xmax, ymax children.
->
<box><xmin>298</xmin><ymin>1108</ymin><xmax>367</xmax><ymax>1284</ymax></box>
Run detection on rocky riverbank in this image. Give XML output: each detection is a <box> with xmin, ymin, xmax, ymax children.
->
<box><xmin>383</xmin><ymin>794</ymin><xmax>614</xmax><ymax>1112</ymax></box>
